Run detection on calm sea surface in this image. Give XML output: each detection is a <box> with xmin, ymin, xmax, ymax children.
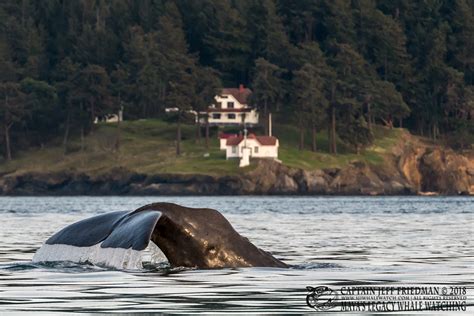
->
<box><xmin>0</xmin><ymin>196</ymin><xmax>472</xmax><ymax>313</ymax></box>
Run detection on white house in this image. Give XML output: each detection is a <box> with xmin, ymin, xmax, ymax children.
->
<box><xmin>94</xmin><ymin>108</ymin><xmax>123</xmax><ymax>124</ymax></box>
<box><xmin>225</xmin><ymin>133</ymin><xmax>279</xmax><ymax>160</ymax></box>
<box><xmin>207</xmin><ymin>85</ymin><xmax>259</xmax><ymax>126</ymax></box>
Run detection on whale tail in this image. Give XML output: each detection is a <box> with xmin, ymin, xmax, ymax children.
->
<box><xmin>33</xmin><ymin>210</ymin><xmax>163</xmax><ymax>269</ymax></box>
<box><xmin>33</xmin><ymin>203</ymin><xmax>287</xmax><ymax>269</ymax></box>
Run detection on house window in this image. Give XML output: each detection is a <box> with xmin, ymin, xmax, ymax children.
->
<box><xmin>254</xmin><ymin>146</ymin><xmax>259</xmax><ymax>153</ymax></box>
<box><xmin>217</xmin><ymin>102</ymin><xmax>222</xmax><ymax>108</ymax></box>
<box><xmin>232</xmin><ymin>146</ymin><xmax>237</xmax><ymax>154</ymax></box>
<box><xmin>212</xmin><ymin>113</ymin><xmax>221</xmax><ymax>119</ymax></box>
<box><xmin>221</xmin><ymin>95</ymin><xmax>228</xmax><ymax>98</ymax></box>
<box><xmin>227</xmin><ymin>102</ymin><xmax>234</xmax><ymax>108</ymax></box>
<box><xmin>228</xmin><ymin>113</ymin><xmax>236</xmax><ymax>119</ymax></box>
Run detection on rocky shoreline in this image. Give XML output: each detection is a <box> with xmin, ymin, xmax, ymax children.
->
<box><xmin>1</xmin><ymin>142</ymin><xmax>472</xmax><ymax>196</ymax></box>
<box><xmin>1</xmin><ymin>129</ymin><xmax>473</xmax><ymax>197</ymax></box>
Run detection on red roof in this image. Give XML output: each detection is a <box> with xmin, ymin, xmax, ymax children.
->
<box><xmin>219</xmin><ymin>133</ymin><xmax>237</xmax><ymax>139</ymax></box>
<box><xmin>208</xmin><ymin>108</ymin><xmax>252</xmax><ymax>113</ymax></box>
<box><xmin>256</xmin><ymin>136</ymin><xmax>278</xmax><ymax>145</ymax></box>
<box><xmin>221</xmin><ymin>87</ymin><xmax>252</xmax><ymax>105</ymax></box>
<box><xmin>226</xmin><ymin>134</ymin><xmax>278</xmax><ymax>146</ymax></box>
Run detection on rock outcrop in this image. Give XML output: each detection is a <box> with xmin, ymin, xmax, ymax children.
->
<box><xmin>418</xmin><ymin>148</ymin><xmax>474</xmax><ymax>195</ymax></box>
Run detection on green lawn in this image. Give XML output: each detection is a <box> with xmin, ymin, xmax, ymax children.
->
<box><xmin>0</xmin><ymin>119</ymin><xmax>405</xmax><ymax>176</ymax></box>
<box><xmin>273</xmin><ymin>123</ymin><xmax>402</xmax><ymax>169</ymax></box>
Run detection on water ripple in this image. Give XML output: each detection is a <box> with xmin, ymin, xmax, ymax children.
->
<box><xmin>0</xmin><ymin>196</ymin><xmax>472</xmax><ymax>313</ymax></box>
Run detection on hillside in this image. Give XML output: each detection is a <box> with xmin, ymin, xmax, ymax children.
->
<box><xmin>0</xmin><ymin>119</ymin><xmax>402</xmax><ymax>176</ymax></box>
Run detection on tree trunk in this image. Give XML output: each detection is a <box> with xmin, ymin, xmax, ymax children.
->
<box><xmin>115</xmin><ymin>113</ymin><xmax>121</xmax><ymax>152</ymax></box>
<box><xmin>205</xmin><ymin>114</ymin><xmax>210</xmax><ymax>150</ymax></box>
<box><xmin>327</xmin><ymin>123</ymin><xmax>331</xmax><ymax>153</ymax></box>
<box><xmin>80</xmin><ymin>125</ymin><xmax>85</xmax><ymax>152</ymax></box>
<box><xmin>329</xmin><ymin>83</ymin><xmax>337</xmax><ymax>154</ymax></box>
<box><xmin>142</xmin><ymin>102</ymin><xmax>147</xmax><ymax>118</ymax></box>
<box><xmin>195</xmin><ymin>113</ymin><xmax>201</xmax><ymax>144</ymax></box>
<box><xmin>264</xmin><ymin>98</ymin><xmax>269</xmax><ymax>135</ymax></box>
<box><xmin>90</xmin><ymin>99</ymin><xmax>95</xmax><ymax>135</ymax></box>
<box><xmin>432</xmin><ymin>121</ymin><xmax>438</xmax><ymax>140</ymax></box>
<box><xmin>21</xmin><ymin>0</ymin><xmax>26</xmax><ymax>27</ymax></box>
<box><xmin>115</xmin><ymin>96</ymin><xmax>121</xmax><ymax>152</ymax></box>
<box><xmin>176</xmin><ymin>113</ymin><xmax>181</xmax><ymax>156</ymax></box>
<box><xmin>311</xmin><ymin>124</ymin><xmax>317</xmax><ymax>152</ymax></box>
<box><xmin>63</xmin><ymin>107</ymin><xmax>71</xmax><ymax>153</ymax></box>
<box><xmin>96</xmin><ymin>6</ymin><xmax>100</xmax><ymax>30</ymax></box>
<box><xmin>366</xmin><ymin>102</ymin><xmax>372</xmax><ymax>132</ymax></box>
<box><xmin>399</xmin><ymin>117</ymin><xmax>403</xmax><ymax>128</ymax></box>
<box><xmin>331</xmin><ymin>105</ymin><xmax>337</xmax><ymax>154</ymax></box>
<box><xmin>299</xmin><ymin>125</ymin><xmax>305</xmax><ymax>151</ymax></box>
<box><xmin>4</xmin><ymin>124</ymin><xmax>12</xmax><ymax>161</ymax></box>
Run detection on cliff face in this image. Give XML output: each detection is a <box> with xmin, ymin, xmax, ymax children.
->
<box><xmin>0</xmin><ymin>137</ymin><xmax>472</xmax><ymax>196</ymax></box>
<box><xmin>395</xmin><ymin>135</ymin><xmax>474</xmax><ymax>195</ymax></box>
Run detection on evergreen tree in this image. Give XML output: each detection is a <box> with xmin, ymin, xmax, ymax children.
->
<box><xmin>72</xmin><ymin>64</ymin><xmax>112</xmax><ymax>136</ymax></box>
<box><xmin>110</xmin><ymin>65</ymin><xmax>130</xmax><ymax>151</ymax></box>
<box><xmin>184</xmin><ymin>0</ymin><xmax>251</xmax><ymax>84</ymax></box>
<box><xmin>291</xmin><ymin>63</ymin><xmax>327</xmax><ymax>151</ymax></box>
<box><xmin>157</xmin><ymin>3</ymin><xmax>197</xmax><ymax>156</ymax></box>
<box><xmin>448</xmin><ymin>0</ymin><xmax>474</xmax><ymax>85</ymax></box>
<box><xmin>328</xmin><ymin>43</ymin><xmax>371</xmax><ymax>153</ymax></box>
<box><xmin>251</xmin><ymin>58</ymin><xmax>282</xmax><ymax>135</ymax></box>
<box><xmin>192</xmin><ymin>67</ymin><xmax>221</xmax><ymax>149</ymax></box>
<box><xmin>20</xmin><ymin>77</ymin><xmax>58</xmax><ymax>146</ymax></box>
<box><xmin>318</xmin><ymin>0</ymin><xmax>356</xmax><ymax>46</ymax></box>
<box><xmin>370</xmin><ymin>80</ymin><xmax>410</xmax><ymax>128</ymax></box>
<box><xmin>338</xmin><ymin>115</ymin><xmax>373</xmax><ymax>154</ymax></box>
<box><xmin>245</xmin><ymin>0</ymin><xmax>292</xmax><ymax>68</ymax></box>
<box><xmin>52</xmin><ymin>57</ymin><xmax>80</xmax><ymax>151</ymax></box>
<box><xmin>0</xmin><ymin>82</ymin><xmax>27</xmax><ymax>160</ymax></box>
<box><xmin>355</xmin><ymin>3</ymin><xmax>410</xmax><ymax>84</ymax></box>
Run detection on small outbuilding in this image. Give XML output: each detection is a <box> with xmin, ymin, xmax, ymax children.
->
<box><xmin>224</xmin><ymin>133</ymin><xmax>279</xmax><ymax>160</ymax></box>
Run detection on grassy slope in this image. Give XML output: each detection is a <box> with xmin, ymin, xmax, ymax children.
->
<box><xmin>0</xmin><ymin>119</ymin><xmax>404</xmax><ymax>176</ymax></box>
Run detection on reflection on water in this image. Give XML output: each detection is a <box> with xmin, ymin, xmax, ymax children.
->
<box><xmin>0</xmin><ymin>196</ymin><xmax>473</xmax><ymax>312</ymax></box>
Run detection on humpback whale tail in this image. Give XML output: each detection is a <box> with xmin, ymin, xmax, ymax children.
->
<box><xmin>33</xmin><ymin>203</ymin><xmax>287</xmax><ymax>269</ymax></box>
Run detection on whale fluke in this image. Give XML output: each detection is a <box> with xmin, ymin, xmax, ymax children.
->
<box><xmin>33</xmin><ymin>202</ymin><xmax>287</xmax><ymax>269</ymax></box>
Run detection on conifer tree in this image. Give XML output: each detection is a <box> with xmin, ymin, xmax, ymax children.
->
<box><xmin>251</xmin><ymin>58</ymin><xmax>282</xmax><ymax>135</ymax></box>
<box><xmin>292</xmin><ymin>63</ymin><xmax>327</xmax><ymax>151</ymax></box>
<box><xmin>0</xmin><ymin>82</ymin><xmax>27</xmax><ymax>160</ymax></box>
<box><xmin>192</xmin><ymin>67</ymin><xmax>221</xmax><ymax>149</ymax></box>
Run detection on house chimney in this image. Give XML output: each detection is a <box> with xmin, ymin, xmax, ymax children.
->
<box><xmin>239</xmin><ymin>84</ymin><xmax>244</xmax><ymax>92</ymax></box>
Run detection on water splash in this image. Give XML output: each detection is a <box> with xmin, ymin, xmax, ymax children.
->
<box><xmin>32</xmin><ymin>241</ymin><xmax>168</xmax><ymax>270</ymax></box>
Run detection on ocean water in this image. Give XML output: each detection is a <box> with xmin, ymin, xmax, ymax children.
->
<box><xmin>0</xmin><ymin>196</ymin><xmax>472</xmax><ymax>313</ymax></box>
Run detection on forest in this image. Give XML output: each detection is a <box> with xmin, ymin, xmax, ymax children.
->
<box><xmin>0</xmin><ymin>0</ymin><xmax>473</xmax><ymax>160</ymax></box>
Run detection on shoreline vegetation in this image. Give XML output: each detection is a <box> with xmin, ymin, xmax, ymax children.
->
<box><xmin>0</xmin><ymin>120</ymin><xmax>472</xmax><ymax>196</ymax></box>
